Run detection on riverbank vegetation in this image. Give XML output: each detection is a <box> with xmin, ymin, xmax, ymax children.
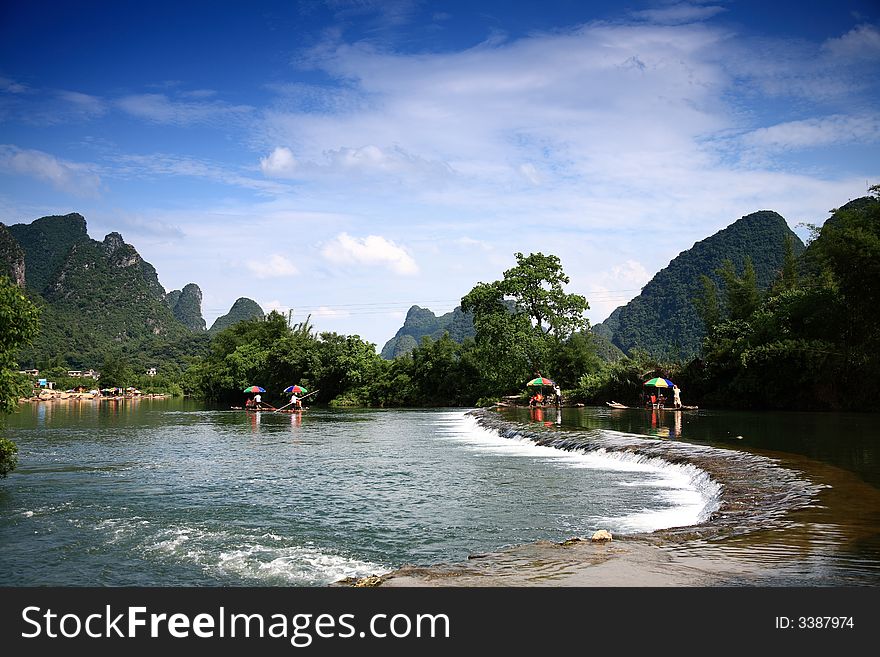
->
<box><xmin>177</xmin><ymin>191</ymin><xmax>880</xmax><ymax>411</ymax></box>
<box><xmin>1</xmin><ymin>275</ymin><xmax>40</xmax><ymax>476</ymax></box>
<box><xmin>182</xmin><ymin>252</ymin><xmax>600</xmax><ymax>407</ymax></box>
<box><xmin>9</xmin><ymin>190</ymin><xmax>878</xmax><ymax>413</ymax></box>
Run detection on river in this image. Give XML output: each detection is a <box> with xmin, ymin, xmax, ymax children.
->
<box><xmin>1</xmin><ymin>398</ymin><xmax>878</xmax><ymax>586</ymax></box>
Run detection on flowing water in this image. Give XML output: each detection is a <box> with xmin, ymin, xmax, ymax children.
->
<box><xmin>491</xmin><ymin>405</ymin><xmax>880</xmax><ymax>585</ymax></box>
<box><xmin>1</xmin><ymin>398</ymin><xmax>878</xmax><ymax>586</ymax></box>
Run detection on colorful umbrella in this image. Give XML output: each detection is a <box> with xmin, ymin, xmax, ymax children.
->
<box><xmin>283</xmin><ymin>385</ymin><xmax>308</xmax><ymax>394</ymax></box>
<box><xmin>526</xmin><ymin>377</ymin><xmax>555</xmax><ymax>387</ymax></box>
<box><xmin>243</xmin><ymin>386</ymin><xmax>266</xmax><ymax>393</ymax></box>
<box><xmin>644</xmin><ymin>377</ymin><xmax>674</xmax><ymax>388</ymax></box>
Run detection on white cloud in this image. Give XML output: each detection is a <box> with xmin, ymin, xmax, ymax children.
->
<box><xmin>582</xmin><ymin>260</ymin><xmax>653</xmax><ymax>322</ymax></box>
<box><xmin>116</xmin><ymin>93</ymin><xmax>252</xmax><ymax>126</ymax></box>
<box><xmin>455</xmin><ymin>236</ymin><xmax>493</xmax><ymax>251</ymax></box>
<box><xmin>631</xmin><ymin>2</ymin><xmax>726</xmax><ymax>25</ymax></box>
<box><xmin>723</xmin><ymin>24</ymin><xmax>880</xmax><ymax>102</ymax></box>
<box><xmin>180</xmin><ymin>89</ymin><xmax>218</xmax><ymax>99</ymax></box>
<box><xmin>518</xmin><ymin>163</ymin><xmax>542</xmax><ymax>185</ymax></box>
<box><xmin>261</xmin><ymin>146</ymin><xmax>298</xmax><ymax>177</ymax></box>
<box><xmin>255</xmin><ymin>17</ymin><xmax>878</xmax><ymax>225</ymax></box>
<box><xmin>57</xmin><ymin>90</ymin><xmax>106</xmax><ymax>119</ymax></box>
<box><xmin>0</xmin><ymin>145</ymin><xmax>102</xmax><ymax>196</ymax></box>
<box><xmin>325</xmin><ymin>144</ymin><xmax>453</xmax><ymax>179</ymax></box>
<box><xmin>822</xmin><ymin>24</ymin><xmax>880</xmax><ymax>60</ymax></box>
<box><xmin>0</xmin><ymin>76</ymin><xmax>30</xmax><ymax>93</ymax></box>
<box><xmin>113</xmin><ymin>152</ymin><xmax>289</xmax><ymax>194</ymax></box>
<box><xmin>311</xmin><ymin>306</ymin><xmax>351</xmax><ymax>319</ymax></box>
<box><xmin>265</xmin><ymin>21</ymin><xmax>731</xmax><ymax>199</ymax></box>
<box><xmin>104</xmin><ymin>211</ymin><xmax>184</xmax><ymax>240</ymax></box>
<box><xmin>743</xmin><ymin>114</ymin><xmax>880</xmax><ymax>150</ymax></box>
<box><xmin>245</xmin><ymin>254</ymin><xmax>299</xmax><ymax>278</ymax></box>
<box><xmin>321</xmin><ymin>233</ymin><xmax>418</xmax><ymax>275</ymax></box>
<box><xmin>259</xmin><ymin>143</ymin><xmax>453</xmax><ymax>183</ymax></box>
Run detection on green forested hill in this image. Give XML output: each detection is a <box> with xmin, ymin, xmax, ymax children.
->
<box><xmin>13</xmin><ymin>227</ymin><xmax>194</xmax><ymax>367</ymax></box>
<box><xmin>7</xmin><ymin>213</ymin><xmax>91</xmax><ymax>294</ymax></box>
<box><xmin>1</xmin><ymin>214</ymin><xmax>212</xmax><ymax>370</ymax></box>
<box><xmin>380</xmin><ymin>305</ymin><xmax>475</xmax><ymax>359</ymax></box>
<box><xmin>165</xmin><ymin>283</ymin><xmax>207</xmax><ymax>332</ymax></box>
<box><xmin>593</xmin><ymin>210</ymin><xmax>806</xmax><ymax>358</ymax></box>
<box><xmin>208</xmin><ymin>297</ymin><xmax>265</xmax><ymax>333</ymax></box>
<box><xmin>0</xmin><ymin>213</ymin><xmax>272</xmax><ymax>371</ymax></box>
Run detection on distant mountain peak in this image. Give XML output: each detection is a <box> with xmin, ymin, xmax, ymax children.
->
<box><xmin>380</xmin><ymin>305</ymin><xmax>475</xmax><ymax>359</ymax></box>
<box><xmin>165</xmin><ymin>283</ymin><xmax>206</xmax><ymax>332</ymax></box>
<box><xmin>102</xmin><ymin>231</ymin><xmax>126</xmax><ymax>253</ymax></box>
<box><xmin>209</xmin><ymin>297</ymin><xmax>265</xmax><ymax>333</ymax></box>
<box><xmin>592</xmin><ymin>209</ymin><xmax>806</xmax><ymax>358</ymax></box>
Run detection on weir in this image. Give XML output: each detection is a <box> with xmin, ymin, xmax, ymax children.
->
<box><xmin>470</xmin><ymin>407</ymin><xmax>822</xmax><ymax>543</ymax></box>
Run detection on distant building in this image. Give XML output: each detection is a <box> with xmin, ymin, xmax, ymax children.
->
<box><xmin>146</xmin><ymin>367</ymin><xmax>157</xmax><ymax>377</ymax></box>
<box><xmin>19</xmin><ymin>369</ymin><xmax>39</xmax><ymax>376</ymax></box>
<box><xmin>66</xmin><ymin>369</ymin><xmax>100</xmax><ymax>379</ymax></box>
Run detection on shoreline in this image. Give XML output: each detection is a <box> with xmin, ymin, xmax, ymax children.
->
<box><xmin>338</xmin><ymin>535</ymin><xmax>725</xmax><ymax>587</ymax></box>
<box><xmin>337</xmin><ymin>406</ymin><xmax>838</xmax><ymax>587</ymax></box>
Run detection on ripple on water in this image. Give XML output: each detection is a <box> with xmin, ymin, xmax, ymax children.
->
<box><xmin>139</xmin><ymin>524</ymin><xmax>386</xmax><ymax>586</ymax></box>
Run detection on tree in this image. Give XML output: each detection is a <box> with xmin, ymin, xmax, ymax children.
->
<box><xmin>499</xmin><ymin>252</ymin><xmax>589</xmax><ymax>339</ymax></box>
<box><xmin>314</xmin><ymin>332</ymin><xmax>383</xmax><ymax>403</ymax></box>
<box><xmin>1</xmin><ymin>275</ymin><xmax>40</xmax><ymax>477</ymax></box>
<box><xmin>805</xmin><ymin>196</ymin><xmax>880</xmax><ymax>391</ymax></box>
<box><xmin>461</xmin><ymin>252</ymin><xmax>589</xmax><ymax>393</ymax></box>
<box><xmin>779</xmin><ymin>235</ymin><xmax>799</xmax><ymax>291</ymax></box>
<box><xmin>718</xmin><ymin>256</ymin><xmax>760</xmax><ymax>321</ymax></box>
<box><xmin>553</xmin><ymin>332</ymin><xmax>602</xmax><ymax>389</ymax></box>
<box><xmin>693</xmin><ymin>274</ymin><xmax>720</xmax><ymax>334</ymax></box>
<box><xmin>99</xmin><ymin>350</ymin><xmax>133</xmax><ymax>389</ymax></box>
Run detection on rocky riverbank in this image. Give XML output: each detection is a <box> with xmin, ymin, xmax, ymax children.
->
<box><xmin>20</xmin><ymin>390</ymin><xmax>170</xmax><ymax>402</ymax></box>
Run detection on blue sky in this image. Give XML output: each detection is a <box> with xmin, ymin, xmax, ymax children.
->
<box><xmin>1</xmin><ymin>0</ymin><xmax>878</xmax><ymax>349</ymax></box>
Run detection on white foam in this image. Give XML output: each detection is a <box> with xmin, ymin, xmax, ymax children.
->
<box><xmin>136</xmin><ymin>524</ymin><xmax>386</xmax><ymax>585</ymax></box>
<box><xmin>440</xmin><ymin>412</ymin><xmax>721</xmax><ymax>534</ymax></box>
<box><xmin>214</xmin><ymin>544</ymin><xmax>382</xmax><ymax>585</ymax></box>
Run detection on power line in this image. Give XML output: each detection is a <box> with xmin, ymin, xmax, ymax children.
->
<box><xmin>201</xmin><ymin>289</ymin><xmax>643</xmax><ymax>313</ymax></box>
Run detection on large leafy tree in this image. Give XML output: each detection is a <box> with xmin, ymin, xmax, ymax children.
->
<box><xmin>461</xmin><ymin>252</ymin><xmax>589</xmax><ymax>392</ymax></box>
<box><xmin>499</xmin><ymin>252</ymin><xmax>589</xmax><ymax>338</ymax></box>
<box><xmin>1</xmin><ymin>275</ymin><xmax>40</xmax><ymax>477</ymax></box>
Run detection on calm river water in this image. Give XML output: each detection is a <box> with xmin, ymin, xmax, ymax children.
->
<box><xmin>1</xmin><ymin>398</ymin><xmax>878</xmax><ymax>586</ymax></box>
